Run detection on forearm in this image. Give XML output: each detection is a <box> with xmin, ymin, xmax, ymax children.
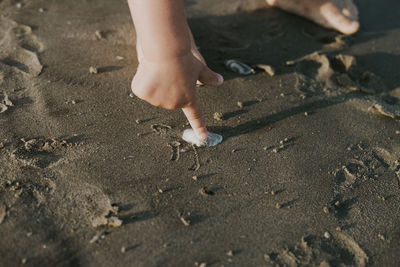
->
<box><xmin>128</xmin><ymin>0</ymin><xmax>191</xmax><ymax>61</ymax></box>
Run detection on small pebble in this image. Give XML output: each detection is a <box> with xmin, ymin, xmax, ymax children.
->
<box><xmin>192</xmin><ymin>176</ymin><xmax>198</xmax><ymax>181</ymax></box>
<box><xmin>271</xmin><ymin>190</ymin><xmax>275</xmax><ymax>196</ymax></box>
<box><xmin>226</xmin><ymin>250</ymin><xmax>234</xmax><ymax>257</ymax></box>
<box><xmin>95</xmin><ymin>30</ymin><xmax>103</xmax><ymax>40</ymax></box>
<box><xmin>180</xmin><ymin>217</ymin><xmax>190</xmax><ymax>227</ymax></box>
<box><xmin>323</xmin><ymin>207</ymin><xmax>329</xmax><ymax>214</ymax></box>
<box><xmin>129</xmin><ymin>93</ymin><xmax>135</xmax><ymax>98</ymax></box>
<box><xmin>135</xmin><ymin>119</ymin><xmax>142</xmax><ymax>124</ymax></box>
<box><xmin>16</xmin><ymin>3</ymin><xmax>24</xmax><ymax>8</ymax></box>
<box><xmin>237</xmin><ymin>101</ymin><xmax>243</xmax><ymax>109</ymax></box>
<box><xmin>213</xmin><ymin>112</ymin><xmax>223</xmax><ymax>121</ymax></box>
<box><xmin>38</xmin><ymin>8</ymin><xmax>45</xmax><ymax>12</ymax></box>
<box><xmin>378</xmin><ymin>233</ymin><xmax>386</xmax><ymax>241</ymax></box>
<box><xmin>334</xmin><ymin>201</ymin><xmax>340</xmax><ymax>206</ymax></box>
<box><xmin>304</xmin><ymin>112</ymin><xmax>309</xmax><ymax>116</ymax></box>
<box><xmin>121</xmin><ymin>246</ymin><xmax>126</xmax><ymax>253</ymax></box>
<box><xmin>21</xmin><ymin>258</ymin><xmax>27</xmax><ymax>264</ymax></box>
<box><xmin>200</xmin><ymin>187</ymin><xmax>213</xmax><ymax>196</ymax></box>
<box><xmin>275</xmin><ymin>203</ymin><xmax>281</xmax><ymax>209</ymax></box>
<box><xmin>89</xmin><ymin>66</ymin><xmax>98</xmax><ymax>74</ymax></box>
<box><xmin>116</xmin><ymin>56</ymin><xmax>124</xmax><ymax>60</ymax></box>
<box><xmin>336</xmin><ymin>226</ymin><xmax>342</xmax><ymax>231</ymax></box>
<box><xmin>324</xmin><ymin>231</ymin><xmax>331</xmax><ymax>239</ymax></box>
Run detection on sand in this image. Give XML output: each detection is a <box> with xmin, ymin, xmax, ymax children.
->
<box><xmin>0</xmin><ymin>0</ymin><xmax>399</xmax><ymax>266</ymax></box>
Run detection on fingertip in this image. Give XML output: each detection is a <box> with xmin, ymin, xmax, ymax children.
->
<box><xmin>198</xmin><ymin>67</ymin><xmax>224</xmax><ymax>87</ymax></box>
<box><xmin>344</xmin><ymin>20</ymin><xmax>360</xmax><ymax>35</ymax></box>
<box><xmin>196</xmin><ymin>128</ymin><xmax>208</xmax><ymax>142</ymax></box>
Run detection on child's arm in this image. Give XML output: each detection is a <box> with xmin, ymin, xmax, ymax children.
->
<box><xmin>128</xmin><ymin>0</ymin><xmax>223</xmax><ymax>141</ymax></box>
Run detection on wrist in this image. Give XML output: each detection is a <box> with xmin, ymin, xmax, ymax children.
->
<box><xmin>138</xmin><ymin>38</ymin><xmax>191</xmax><ymax>62</ymax></box>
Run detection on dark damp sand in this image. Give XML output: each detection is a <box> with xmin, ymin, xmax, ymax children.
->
<box><xmin>0</xmin><ymin>0</ymin><xmax>399</xmax><ymax>266</ymax></box>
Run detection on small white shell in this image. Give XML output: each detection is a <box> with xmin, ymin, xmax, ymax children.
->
<box><xmin>225</xmin><ymin>59</ymin><xmax>255</xmax><ymax>75</ymax></box>
<box><xmin>182</xmin><ymin>129</ymin><xmax>223</xmax><ymax>147</ymax></box>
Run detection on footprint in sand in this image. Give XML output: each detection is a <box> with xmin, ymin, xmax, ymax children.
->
<box><xmin>265</xmin><ymin>232</ymin><xmax>368</xmax><ymax>267</ymax></box>
<box><xmin>327</xmin><ymin>144</ymin><xmax>400</xmax><ymax>222</ymax></box>
<box><xmin>10</xmin><ymin>137</ymin><xmax>79</xmax><ymax>168</ymax></box>
<box><xmin>0</xmin><ymin>18</ymin><xmax>43</xmax><ymax>76</ymax></box>
<box><xmin>288</xmin><ymin>52</ymin><xmax>387</xmax><ymax>97</ymax></box>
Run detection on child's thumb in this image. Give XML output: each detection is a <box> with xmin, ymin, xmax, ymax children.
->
<box><xmin>198</xmin><ymin>66</ymin><xmax>224</xmax><ymax>87</ymax></box>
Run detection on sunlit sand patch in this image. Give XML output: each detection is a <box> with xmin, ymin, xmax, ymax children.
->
<box><xmin>182</xmin><ymin>129</ymin><xmax>223</xmax><ymax>147</ymax></box>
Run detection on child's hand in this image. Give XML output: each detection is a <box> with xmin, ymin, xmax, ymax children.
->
<box><xmin>131</xmin><ymin>50</ymin><xmax>223</xmax><ymax>141</ymax></box>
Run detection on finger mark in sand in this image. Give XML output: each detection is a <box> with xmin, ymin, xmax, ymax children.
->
<box><xmin>0</xmin><ymin>203</ymin><xmax>6</xmax><ymax>224</ymax></box>
<box><xmin>189</xmin><ymin>144</ymin><xmax>201</xmax><ymax>171</ymax></box>
<box><xmin>182</xmin><ymin>129</ymin><xmax>223</xmax><ymax>147</ymax></box>
<box><xmin>151</xmin><ymin>123</ymin><xmax>172</xmax><ymax>134</ymax></box>
<box><xmin>167</xmin><ymin>141</ymin><xmax>180</xmax><ymax>161</ymax></box>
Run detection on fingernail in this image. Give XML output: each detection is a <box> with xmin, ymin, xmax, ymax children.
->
<box><xmin>198</xmin><ymin>132</ymin><xmax>208</xmax><ymax>142</ymax></box>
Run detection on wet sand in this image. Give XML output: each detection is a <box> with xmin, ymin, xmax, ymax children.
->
<box><xmin>0</xmin><ymin>0</ymin><xmax>399</xmax><ymax>266</ymax></box>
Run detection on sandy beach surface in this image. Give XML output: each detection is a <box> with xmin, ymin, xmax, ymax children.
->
<box><xmin>0</xmin><ymin>0</ymin><xmax>399</xmax><ymax>266</ymax></box>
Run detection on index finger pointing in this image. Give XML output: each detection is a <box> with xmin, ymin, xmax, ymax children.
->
<box><xmin>182</xmin><ymin>102</ymin><xmax>208</xmax><ymax>142</ymax></box>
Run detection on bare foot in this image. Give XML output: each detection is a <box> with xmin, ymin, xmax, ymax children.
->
<box><xmin>266</xmin><ymin>0</ymin><xmax>359</xmax><ymax>35</ymax></box>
